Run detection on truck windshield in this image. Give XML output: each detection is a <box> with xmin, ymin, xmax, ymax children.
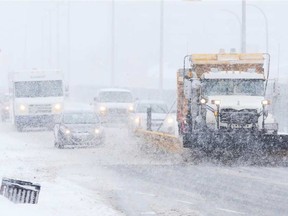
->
<box><xmin>203</xmin><ymin>79</ymin><xmax>264</xmax><ymax>96</ymax></box>
<box><xmin>14</xmin><ymin>80</ymin><xmax>63</xmax><ymax>98</ymax></box>
<box><xmin>99</xmin><ymin>91</ymin><xmax>133</xmax><ymax>103</ymax></box>
<box><xmin>63</xmin><ymin>112</ymin><xmax>100</xmax><ymax>124</ymax></box>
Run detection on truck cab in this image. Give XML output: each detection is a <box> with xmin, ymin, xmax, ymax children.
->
<box><xmin>10</xmin><ymin>70</ymin><xmax>64</xmax><ymax>131</ymax></box>
<box><xmin>200</xmin><ymin>71</ymin><xmax>277</xmax><ymax>133</ymax></box>
<box><xmin>177</xmin><ymin>52</ymin><xmax>280</xmax><ymax>152</ymax></box>
<box><xmin>94</xmin><ymin>88</ymin><xmax>134</xmax><ymax>123</ymax></box>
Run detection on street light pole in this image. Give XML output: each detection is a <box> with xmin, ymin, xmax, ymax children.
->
<box><xmin>111</xmin><ymin>0</ymin><xmax>115</xmax><ymax>87</ymax></box>
<box><xmin>241</xmin><ymin>0</ymin><xmax>246</xmax><ymax>53</ymax></box>
<box><xmin>221</xmin><ymin>9</ymin><xmax>241</xmax><ymax>52</ymax></box>
<box><xmin>248</xmin><ymin>4</ymin><xmax>269</xmax><ymax>53</ymax></box>
<box><xmin>223</xmin><ymin>2</ymin><xmax>268</xmax><ymax>54</ymax></box>
<box><xmin>67</xmin><ymin>1</ymin><xmax>71</xmax><ymax>84</ymax></box>
<box><xmin>159</xmin><ymin>0</ymin><xmax>164</xmax><ymax>92</ymax></box>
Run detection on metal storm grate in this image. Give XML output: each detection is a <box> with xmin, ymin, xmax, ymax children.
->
<box><xmin>0</xmin><ymin>178</ymin><xmax>41</xmax><ymax>204</ymax></box>
<box><xmin>29</xmin><ymin>104</ymin><xmax>52</xmax><ymax>114</ymax></box>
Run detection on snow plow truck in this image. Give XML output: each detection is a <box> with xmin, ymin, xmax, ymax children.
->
<box><xmin>177</xmin><ymin>52</ymin><xmax>288</xmax><ymax>155</ymax></box>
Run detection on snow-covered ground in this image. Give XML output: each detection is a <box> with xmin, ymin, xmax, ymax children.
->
<box><xmin>1</xmin><ymin>121</ymin><xmax>288</xmax><ymax>215</ymax></box>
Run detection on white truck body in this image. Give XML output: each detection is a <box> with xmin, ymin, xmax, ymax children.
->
<box><xmin>129</xmin><ymin>100</ymin><xmax>176</xmax><ymax>134</ymax></box>
<box><xmin>94</xmin><ymin>88</ymin><xmax>134</xmax><ymax>123</ymax></box>
<box><xmin>10</xmin><ymin>70</ymin><xmax>64</xmax><ymax>130</ymax></box>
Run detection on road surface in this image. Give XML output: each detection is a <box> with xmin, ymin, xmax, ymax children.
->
<box><xmin>1</xmin><ymin>122</ymin><xmax>288</xmax><ymax>216</ymax></box>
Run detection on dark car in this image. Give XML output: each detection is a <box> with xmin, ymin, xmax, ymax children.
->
<box><xmin>54</xmin><ymin>111</ymin><xmax>104</xmax><ymax>148</ymax></box>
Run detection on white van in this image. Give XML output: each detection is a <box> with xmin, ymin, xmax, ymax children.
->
<box><xmin>94</xmin><ymin>88</ymin><xmax>134</xmax><ymax>123</ymax></box>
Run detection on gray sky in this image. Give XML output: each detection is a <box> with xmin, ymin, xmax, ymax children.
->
<box><xmin>0</xmin><ymin>0</ymin><xmax>287</xmax><ymax>89</ymax></box>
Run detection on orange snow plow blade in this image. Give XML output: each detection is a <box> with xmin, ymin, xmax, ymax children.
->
<box><xmin>135</xmin><ymin>129</ymin><xmax>182</xmax><ymax>153</ymax></box>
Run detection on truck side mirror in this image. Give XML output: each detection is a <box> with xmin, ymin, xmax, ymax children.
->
<box><xmin>64</xmin><ymin>85</ymin><xmax>69</xmax><ymax>97</ymax></box>
<box><xmin>54</xmin><ymin>115</ymin><xmax>61</xmax><ymax>124</ymax></box>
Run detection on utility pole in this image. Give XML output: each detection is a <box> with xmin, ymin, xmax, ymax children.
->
<box><xmin>159</xmin><ymin>0</ymin><xmax>164</xmax><ymax>92</ymax></box>
<box><xmin>248</xmin><ymin>4</ymin><xmax>269</xmax><ymax>53</ymax></box>
<box><xmin>56</xmin><ymin>2</ymin><xmax>60</xmax><ymax>69</ymax></box>
<box><xmin>241</xmin><ymin>0</ymin><xmax>246</xmax><ymax>53</ymax></box>
<box><xmin>111</xmin><ymin>0</ymin><xmax>115</xmax><ymax>87</ymax></box>
<box><xmin>67</xmin><ymin>1</ymin><xmax>71</xmax><ymax>84</ymax></box>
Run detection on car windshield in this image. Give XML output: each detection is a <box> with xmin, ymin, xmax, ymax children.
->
<box><xmin>99</xmin><ymin>91</ymin><xmax>133</xmax><ymax>103</ymax></box>
<box><xmin>203</xmin><ymin>79</ymin><xmax>264</xmax><ymax>96</ymax></box>
<box><xmin>14</xmin><ymin>80</ymin><xmax>63</xmax><ymax>98</ymax></box>
<box><xmin>63</xmin><ymin>112</ymin><xmax>99</xmax><ymax>124</ymax></box>
<box><xmin>136</xmin><ymin>103</ymin><xmax>168</xmax><ymax>113</ymax></box>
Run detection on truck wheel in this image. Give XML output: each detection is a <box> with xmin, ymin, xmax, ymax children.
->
<box><xmin>16</xmin><ymin>124</ymin><xmax>23</xmax><ymax>132</ymax></box>
<box><xmin>54</xmin><ymin>132</ymin><xmax>64</xmax><ymax>149</ymax></box>
<box><xmin>55</xmin><ymin>141</ymin><xmax>64</xmax><ymax>149</ymax></box>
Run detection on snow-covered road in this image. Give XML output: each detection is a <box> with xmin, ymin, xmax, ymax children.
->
<box><xmin>1</xmin><ymin>122</ymin><xmax>288</xmax><ymax>216</ymax></box>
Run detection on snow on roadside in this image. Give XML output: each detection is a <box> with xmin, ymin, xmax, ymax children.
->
<box><xmin>0</xmin><ymin>178</ymin><xmax>123</xmax><ymax>216</ymax></box>
<box><xmin>0</xmin><ymin>123</ymin><xmax>124</xmax><ymax>216</ymax></box>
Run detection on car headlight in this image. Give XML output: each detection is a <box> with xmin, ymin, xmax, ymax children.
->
<box><xmin>65</xmin><ymin>129</ymin><xmax>71</xmax><ymax>134</ymax></box>
<box><xmin>167</xmin><ymin>117</ymin><xmax>174</xmax><ymax>124</ymax></box>
<box><xmin>95</xmin><ymin>128</ymin><xmax>100</xmax><ymax>134</ymax></box>
<box><xmin>262</xmin><ymin>99</ymin><xmax>271</xmax><ymax>106</ymax></box>
<box><xmin>128</xmin><ymin>105</ymin><xmax>134</xmax><ymax>112</ymax></box>
<box><xmin>54</xmin><ymin>103</ymin><xmax>62</xmax><ymax>110</ymax></box>
<box><xmin>99</xmin><ymin>106</ymin><xmax>106</xmax><ymax>112</ymax></box>
<box><xmin>19</xmin><ymin>104</ymin><xmax>26</xmax><ymax>111</ymax></box>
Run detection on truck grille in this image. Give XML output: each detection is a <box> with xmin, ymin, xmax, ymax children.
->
<box><xmin>29</xmin><ymin>104</ymin><xmax>52</xmax><ymax>114</ymax></box>
<box><xmin>220</xmin><ymin>108</ymin><xmax>258</xmax><ymax>125</ymax></box>
<box><xmin>108</xmin><ymin>108</ymin><xmax>127</xmax><ymax>115</ymax></box>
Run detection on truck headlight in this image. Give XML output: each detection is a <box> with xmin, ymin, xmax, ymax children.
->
<box><xmin>65</xmin><ymin>129</ymin><xmax>71</xmax><ymax>134</ymax></box>
<box><xmin>128</xmin><ymin>105</ymin><xmax>134</xmax><ymax>112</ymax></box>
<box><xmin>135</xmin><ymin>116</ymin><xmax>140</xmax><ymax>124</ymax></box>
<box><xmin>99</xmin><ymin>106</ymin><xmax>106</xmax><ymax>112</ymax></box>
<box><xmin>54</xmin><ymin>103</ymin><xmax>62</xmax><ymax>110</ymax></box>
<box><xmin>19</xmin><ymin>104</ymin><xmax>26</xmax><ymax>111</ymax></box>
<box><xmin>5</xmin><ymin>106</ymin><xmax>9</xmax><ymax>111</ymax></box>
<box><xmin>200</xmin><ymin>98</ymin><xmax>208</xmax><ymax>104</ymax></box>
<box><xmin>262</xmin><ymin>99</ymin><xmax>271</xmax><ymax>106</ymax></box>
<box><xmin>211</xmin><ymin>100</ymin><xmax>221</xmax><ymax>105</ymax></box>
